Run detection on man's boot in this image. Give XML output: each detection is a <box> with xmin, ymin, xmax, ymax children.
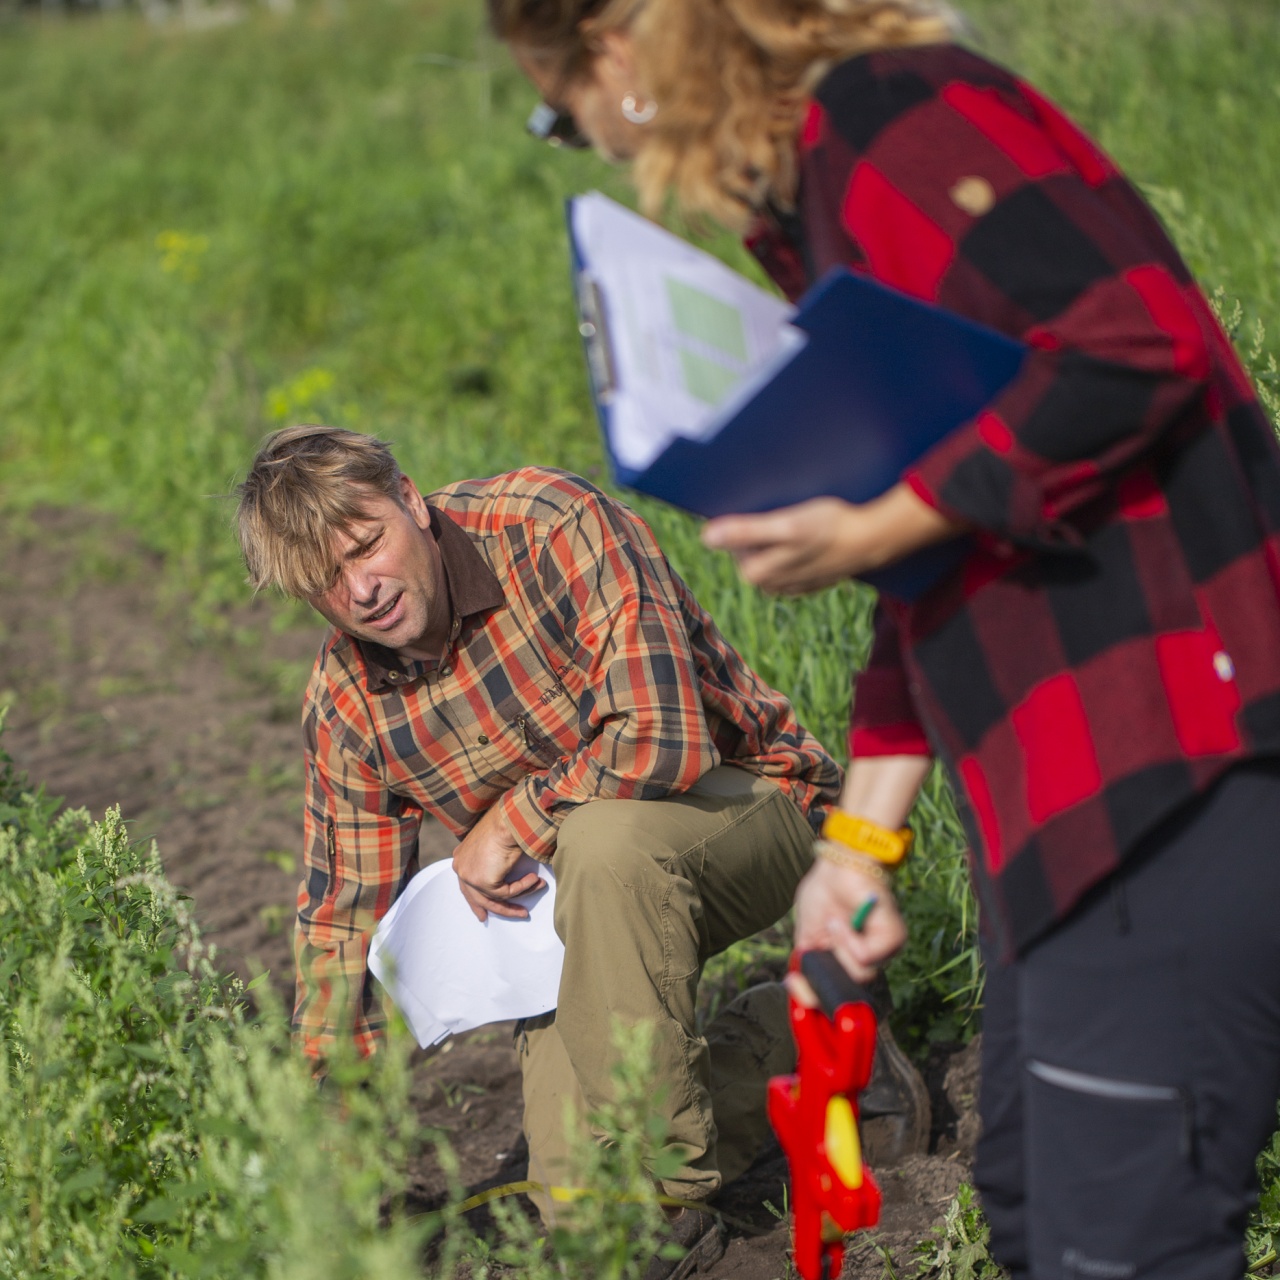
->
<box><xmin>861</xmin><ymin>1019</ymin><xmax>932</xmax><ymax>1165</ymax></box>
<box><xmin>707</xmin><ymin>978</ymin><xmax>931</xmax><ymax>1170</ymax></box>
<box><xmin>642</xmin><ymin>1207</ymin><xmax>726</xmax><ymax>1280</ymax></box>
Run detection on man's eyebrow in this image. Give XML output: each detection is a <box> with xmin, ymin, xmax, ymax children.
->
<box><xmin>341</xmin><ymin>526</ymin><xmax>384</xmax><ymax>560</ymax></box>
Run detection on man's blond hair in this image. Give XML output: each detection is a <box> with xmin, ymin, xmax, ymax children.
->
<box><xmin>237</xmin><ymin>424</ymin><xmax>406</xmax><ymax>598</ymax></box>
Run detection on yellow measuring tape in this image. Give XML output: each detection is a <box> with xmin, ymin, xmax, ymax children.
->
<box><xmin>446</xmin><ymin>1181</ymin><xmax>771</xmax><ymax>1235</ymax></box>
<box><xmin>456</xmin><ymin>1180</ymin><xmax>587</xmax><ymax>1212</ymax></box>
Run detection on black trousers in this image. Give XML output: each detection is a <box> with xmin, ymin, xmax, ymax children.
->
<box><xmin>976</xmin><ymin>761</ymin><xmax>1280</xmax><ymax>1280</ymax></box>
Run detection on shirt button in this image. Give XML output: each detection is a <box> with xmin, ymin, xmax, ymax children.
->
<box><xmin>387</xmin><ymin>670</ymin><xmax>401</xmax><ymax>681</ymax></box>
<box><xmin>950</xmin><ymin>175</ymin><xmax>996</xmax><ymax>216</ymax></box>
<box><xmin>1213</xmin><ymin>650</ymin><xmax>1235</xmax><ymax>682</ymax></box>
<box><xmin>440</xmin><ymin>664</ymin><xmax>452</xmax><ymax>676</ymax></box>
<box><xmin>477</xmin><ymin>734</ymin><xmax>490</xmax><ymax>746</ymax></box>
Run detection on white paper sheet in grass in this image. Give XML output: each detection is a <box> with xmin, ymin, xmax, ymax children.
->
<box><xmin>368</xmin><ymin>855</ymin><xmax>564</xmax><ymax>1048</ymax></box>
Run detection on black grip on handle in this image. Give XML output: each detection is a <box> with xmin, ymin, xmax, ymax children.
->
<box><xmin>800</xmin><ymin>950</ymin><xmax>873</xmax><ymax>1020</ymax></box>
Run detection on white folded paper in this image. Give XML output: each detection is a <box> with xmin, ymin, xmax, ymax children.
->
<box><xmin>368</xmin><ymin>855</ymin><xmax>565</xmax><ymax>1048</ymax></box>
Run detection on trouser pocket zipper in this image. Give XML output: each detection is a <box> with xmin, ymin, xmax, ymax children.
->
<box><xmin>1027</xmin><ymin>1059</ymin><xmax>1196</xmax><ymax>1160</ymax></box>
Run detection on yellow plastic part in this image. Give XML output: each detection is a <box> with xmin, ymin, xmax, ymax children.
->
<box><xmin>821</xmin><ymin>810</ymin><xmax>914</xmax><ymax>866</ymax></box>
<box><xmin>824</xmin><ymin>1095</ymin><xmax>864</xmax><ymax>1189</ymax></box>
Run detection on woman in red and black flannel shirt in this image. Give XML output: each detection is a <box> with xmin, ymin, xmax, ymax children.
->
<box><xmin>495</xmin><ymin>0</ymin><xmax>1280</xmax><ymax>1273</ymax></box>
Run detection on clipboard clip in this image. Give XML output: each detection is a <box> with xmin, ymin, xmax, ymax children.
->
<box><xmin>575</xmin><ymin>270</ymin><xmax>617</xmax><ymax>405</ymax></box>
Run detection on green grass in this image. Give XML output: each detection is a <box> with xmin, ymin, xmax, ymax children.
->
<box><xmin>0</xmin><ymin>720</ymin><xmax>426</xmax><ymax>1279</ymax></box>
<box><xmin>1</xmin><ymin>0</ymin><xmax>1279</xmax><ymax>1048</ymax></box>
<box><xmin>963</xmin><ymin>0</ymin><xmax>1280</xmax><ymax>326</ymax></box>
<box><xmin>3</xmin><ymin>0</ymin><xmax>1280</xmax><ymax>1271</ymax></box>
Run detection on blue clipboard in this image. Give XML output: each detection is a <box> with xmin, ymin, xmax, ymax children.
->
<box><xmin>569</xmin><ymin>212</ymin><xmax>1028</xmax><ymax>600</ymax></box>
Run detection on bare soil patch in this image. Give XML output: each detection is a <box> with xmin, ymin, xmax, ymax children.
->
<box><xmin>0</xmin><ymin>507</ymin><xmax>979</xmax><ymax>1279</ymax></box>
<box><xmin>0</xmin><ymin>507</ymin><xmax>457</xmax><ymax>988</ymax></box>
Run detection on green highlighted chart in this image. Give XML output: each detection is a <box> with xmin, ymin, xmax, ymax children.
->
<box><xmin>569</xmin><ymin>191</ymin><xmax>799</xmax><ymax>471</ymax></box>
<box><xmin>664</xmin><ymin>277</ymin><xmax>749</xmax><ymax>406</ymax></box>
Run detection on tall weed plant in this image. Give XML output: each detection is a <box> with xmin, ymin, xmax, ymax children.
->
<box><xmin>0</xmin><ymin>710</ymin><xmax>701</xmax><ymax>1277</ymax></box>
<box><xmin>429</xmin><ymin>1020</ymin><xmax>679</xmax><ymax>1280</ymax></box>
<box><xmin>0</xmin><ymin>713</ymin><xmax>425</xmax><ymax>1279</ymax></box>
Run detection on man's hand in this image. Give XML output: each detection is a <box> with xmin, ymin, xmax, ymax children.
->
<box><xmin>452</xmin><ymin>801</ymin><xmax>545</xmax><ymax>922</ymax></box>
<box><xmin>700</xmin><ymin>484</ymin><xmax>963</xmax><ymax>595</ymax></box>
<box><xmin>793</xmin><ymin>856</ymin><xmax>908</xmax><ymax>984</ymax></box>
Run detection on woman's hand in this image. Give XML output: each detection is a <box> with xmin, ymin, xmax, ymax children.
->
<box><xmin>793</xmin><ymin>755</ymin><xmax>931</xmax><ymax>982</ymax></box>
<box><xmin>793</xmin><ymin>856</ymin><xmax>907</xmax><ymax>983</ymax></box>
<box><xmin>700</xmin><ymin>483</ymin><xmax>964</xmax><ymax>595</ymax></box>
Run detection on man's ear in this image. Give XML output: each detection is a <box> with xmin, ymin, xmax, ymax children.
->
<box><xmin>400</xmin><ymin>474</ymin><xmax>433</xmax><ymax>532</ymax></box>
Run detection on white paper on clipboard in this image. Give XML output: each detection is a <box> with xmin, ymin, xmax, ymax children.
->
<box><xmin>569</xmin><ymin>191</ymin><xmax>804</xmax><ymax>473</ymax></box>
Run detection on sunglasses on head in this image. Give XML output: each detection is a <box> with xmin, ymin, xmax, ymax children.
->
<box><xmin>526</xmin><ymin>101</ymin><xmax>590</xmax><ymax>148</ymax></box>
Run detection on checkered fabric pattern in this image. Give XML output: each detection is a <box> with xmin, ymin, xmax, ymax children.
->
<box><xmin>293</xmin><ymin>467</ymin><xmax>840</xmax><ymax>1059</ymax></box>
<box><xmin>748</xmin><ymin>44</ymin><xmax>1280</xmax><ymax>957</ymax></box>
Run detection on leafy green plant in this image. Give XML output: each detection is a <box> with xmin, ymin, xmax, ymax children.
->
<box><xmin>1210</xmin><ymin>289</ymin><xmax>1280</xmax><ymax>428</ymax></box>
<box><xmin>0</xmin><ymin>708</ymin><xmax>726</xmax><ymax>1280</ymax></box>
<box><xmin>527</xmin><ymin>1020</ymin><xmax>678</xmax><ymax>1278</ymax></box>
<box><xmin>0</xmin><ymin>709</ymin><xmax>426</xmax><ymax>1280</ymax></box>
<box><xmin>1248</xmin><ymin>1114</ymin><xmax>1280</xmax><ymax>1275</ymax></box>
<box><xmin>414</xmin><ymin>1024</ymin><xmax>701</xmax><ymax>1280</ymax></box>
<box><xmin>878</xmin><ymin>1184</ymin><xmax>1006</xmax><ymax>1280</ymax></box>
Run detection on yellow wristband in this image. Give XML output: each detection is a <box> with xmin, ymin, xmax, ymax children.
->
<box><xmin>821</xmin><ymin>810</ymin><xmax>914</xmax><ymax>867</ymax></box>
<box><xmin>813</xmin><ymin>839</ymin><xmax>894</xmax><ymax>884</ymax></box>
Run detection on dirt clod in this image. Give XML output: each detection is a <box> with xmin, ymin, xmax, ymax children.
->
<box><xmin>940</xmin><ymin>1035</ymin><xmax>983</xmax><ymax>1160</ymax></box>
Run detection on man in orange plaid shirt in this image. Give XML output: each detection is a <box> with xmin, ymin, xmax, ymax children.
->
<box><xmin>236</xmin><ymin>425</ymin><xmax>841</xmax><ymax>1249</ymax></box>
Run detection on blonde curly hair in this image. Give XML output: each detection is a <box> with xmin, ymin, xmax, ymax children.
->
<box><xmin>490</xmin><ymin>0</ymin><xmax>958</xmax><ymax>230</ymax></box>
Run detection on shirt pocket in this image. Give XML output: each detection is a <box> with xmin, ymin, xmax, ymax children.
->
<box><xmin>471</xmin><ymin>680</ymin><xmax>579</xmax><ymax>785</ymax></box>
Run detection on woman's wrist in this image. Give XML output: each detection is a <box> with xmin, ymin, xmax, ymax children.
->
<box><xmin>813</xmin><ymin>837</ymin><xmax>896</xmax><ymax>884</ymax></box>
<box><xmin>838</xmin><ymin>755</ymin><xmax>933</xmax><ymax>833</ymax></box>
<box><xmin>809</xmin><ymin>848</ymin><xmax>894</xmax><ymax>893</ymax></box>
<box><xmin>852</xmin><ymin>484</ymin><xmax>966</xmax><ymax>571</ymax></box>
<box><xmin>822</xmin><ymin>809</ymin><xmax>913</xmax><ymax>866</ymax></box>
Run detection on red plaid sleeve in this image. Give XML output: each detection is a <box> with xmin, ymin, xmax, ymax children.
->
<box><xmin>500</xmin><ymin>491</ymin><xmax>719</xmax><ymax>857</ymax></box>
<box><xmin>902</xmin><ymin>187</ymin><xmax>1213</xmax><ymax>547</ymax></box>
<box><xmin>293</xmin><ymin>655</ymin><xmax>423</xmax><ymax>1061</ymax></box>
<box><xmin>804</xmin><ymin>52</ymin><xmax>1215</xmax><ymax>550</ymax></box>
<box><xmin>849</xmin><ymin>605</ymin><xmax>932</xmax><ymax>759</ymax></box>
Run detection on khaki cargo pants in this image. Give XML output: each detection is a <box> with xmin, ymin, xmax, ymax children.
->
<box><xmin>518</xmin><ymin>765</ymin><xmax>814</xmax><ymax>1222</ymax></box>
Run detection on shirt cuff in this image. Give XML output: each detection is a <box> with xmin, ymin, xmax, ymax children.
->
<box><xmin>501</xmin><ymin>779</ymin><xmax>563</xmax><ymax>862</ymax></box>
<box><xmin>849</xmin><ymin>721</ymin><xmax>932</xmax><ymax>758</ymax></box>
<box><xmin>903</xmin><ymin>469</ymin><xmax>943</xmax><ymax>513</ymax></box>
<box><xmin>906</xmin><ymin>423</ymin><xmax>1086</xmax><ymax>551</ymax></box>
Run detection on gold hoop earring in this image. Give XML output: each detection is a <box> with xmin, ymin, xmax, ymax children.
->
<box><xmin>621</xmin><ymin>92</ymin><xmax>657</xmax><ymax>125</ymax></box>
